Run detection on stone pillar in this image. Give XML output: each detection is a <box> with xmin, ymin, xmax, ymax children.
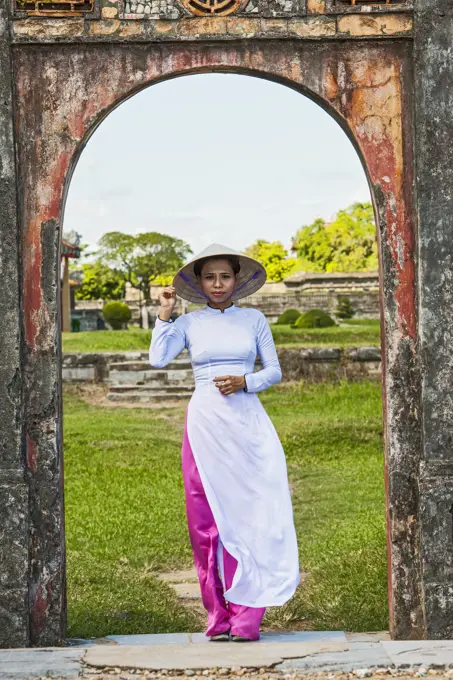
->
<box><xmin>0</xmin><ymin>3</ymin><xmax>28</xmax><ymax>648</ymax></box>
<box><xmin>415</xmin><ymin>0</ymin><xmax>453</xmax><ymax>638</ymax></box>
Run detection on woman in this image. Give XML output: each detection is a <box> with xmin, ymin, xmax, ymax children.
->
<box><xmin>149</xmin><ymin>243</ymin><xmax>299</xmax><ymax>643</ymax></box>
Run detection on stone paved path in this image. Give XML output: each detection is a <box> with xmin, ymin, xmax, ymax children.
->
<box><xmin>157</xmin><ymin>569</ymin><xmax>205</xmax><ymax>617</ymax></box>
<box><xmin>5</xmin><ymin>633</ymin><xmax>453</xmax><ymax>680</ymax></box>
<box><xmin>155</xmin><ymin>569</ymin><xmax>307</xmax><ymax>621</ymax></box>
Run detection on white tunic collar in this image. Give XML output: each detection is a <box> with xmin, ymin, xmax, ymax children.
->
<box><xmin>204</xmin><ymin>303</ymin><xmax>237</xmax><ymax>315</ymax></box>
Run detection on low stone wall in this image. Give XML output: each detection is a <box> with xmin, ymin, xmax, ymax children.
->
<box><xmin>62</xmin><ymin>347</ymin><xmax>381</xmax><ymax>384</ymax></box>
<box><xmin>237</xmin><ymin>291</ymin><xmax>380</xmax><ymax>323</ymax></box>
<box><xmin>74</xmin><ymin>290</ymin><xmax>380</xmax><ymax>330</ymax></box>
<box><xmin>146</xmin><ymin>292</ymin><xmax>381</xmax><ymax>325</ymax></box>
<box><xmin>277</xmin><ymin>346</ymin><xmax>381</xmax><ymax>381</ymax></box>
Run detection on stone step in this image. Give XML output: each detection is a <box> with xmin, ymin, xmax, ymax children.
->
<box><xmin>109</xmin><ymin>361</ymin><xmax>193</xmax><ymax>386</ymax></box>
<box><xmin>108</xmin><ymin>375</ymin><xmax>193</xmax><ymax>386</ymax></box>
<box><xmin>165</xmin><ymin>369</ymin><xmax>193</xmax><ymax>383</ymax></box>
<box><xmin>110</xmin><ymin>361</ymin><xmax>155</xmax><ymax>371</ymax></box>
<box><xmin>107</xmin><ymin>391</ymin><xmax>190</xmax><ymax>403</ymax></box>
<box><xmin>109</xmin><ymin>384</ymin><xmax>194</xmax><ymax>394</ymax></box>
<box><xmin>167</xmin><ymin>360</ymin><xmax>192</xmax><ymax>370</ymax></box>
<box><xmin>108</xmin><ymin>370</ymin><xmax>166</xmax><ymax>385</ymax></box>
<box><xmin>110</xmin><ymin>359</ymin><xmax>192</xmax><ymax>371</ymax></box>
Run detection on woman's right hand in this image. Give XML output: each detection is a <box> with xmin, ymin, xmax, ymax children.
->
<box><xmin>158</xmin><ymin>285</ymin><xmax>177</xmax><ymax>319</ymax></box>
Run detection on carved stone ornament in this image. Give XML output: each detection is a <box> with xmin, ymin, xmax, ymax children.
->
<box><xmin>180</xmin><ymin>0</ymin><xmax>243</xmax><ymax>14</ymax></box>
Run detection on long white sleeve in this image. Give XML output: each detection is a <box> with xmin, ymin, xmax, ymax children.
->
<box><xmin>244</xmin><ymin>313</ymin><xmax>282</xmax><ymax>393</ymax></box>
<box><xmin>149</xmin><ymin>316</ymin><xmax>186</xmax><ymax>368</ymax></box>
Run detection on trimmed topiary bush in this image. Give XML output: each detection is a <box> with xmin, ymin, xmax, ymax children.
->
<box><xmin>276</xmin><ymin>308</ymin><xmax>302</xmax><ymax>325</ymax></box>
<box><xmin>292</xmin><ymin>309</ymin><xmax>336</xmax><ymax>329</ymax></box>
<box><xmin>335</xmin><ymin>296</ymin><xmax>356</xmax><ymax>320</ymax></box>
<box><xmin>102</xmin><ymin>301</ymin><xmax>132</xmax><ymax>330</ymax></box>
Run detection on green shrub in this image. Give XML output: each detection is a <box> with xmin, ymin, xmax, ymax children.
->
<box><xmin>292</xmin><ymin>309</ymin><xmax>336</xmax><ymax>329</ymax></box>
<box><xmin>102</xmin><ymin>301</ymin><xmax>132</xmax><ymax>330</ymax></box>
<box><xmin>335</xmin><ymin>296</ymin><xmax>356</xmax><ymax>320</ymax></box>
<box><xmin>276</xmin><ymin>308</ymin><xmax>302</xmax><ymax>325</ymax></box>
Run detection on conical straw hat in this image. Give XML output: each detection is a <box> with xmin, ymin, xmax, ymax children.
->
<box><xmin>173</xmin><ymin>243</ymin><xmax>267</xmax><ymax>304</ymax></box>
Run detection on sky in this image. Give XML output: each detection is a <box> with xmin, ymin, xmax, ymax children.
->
<box><xmin>63</xmin><ymin>73</ymin><xmax>371</xmax><ymax>260</ymax></box>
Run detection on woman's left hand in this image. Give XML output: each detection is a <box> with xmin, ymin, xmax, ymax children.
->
<box><xmin>213</xmin><ymin>375</ymin><xmax>245</xmax><ymax>395</ymax></box>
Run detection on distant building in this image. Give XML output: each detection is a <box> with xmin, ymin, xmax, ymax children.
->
<box><xmin>283</xmin><ymin>270</ymin><xmax>379</xmax><ymax>293</ymax></box>
<box><xmin>60</xmin><ymin>236</ymin><xmax>81</xmax><ymax>332</ymax></box>
<box><xmin>237</xmin><ymin>270</ymin><xmax>380</xmax><ymax>322</ymax></box>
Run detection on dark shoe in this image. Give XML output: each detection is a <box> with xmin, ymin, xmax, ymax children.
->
<box><xmin>209</xmin><ymin>630</ymin><xmax>230</xmax><ymax>642</ymax></box>
<box><xmin>231</xmin><ymin>634</ymin><xmax>257</xmax><ymax>642</ymax></box>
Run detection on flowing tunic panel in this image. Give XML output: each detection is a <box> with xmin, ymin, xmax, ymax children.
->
<box><xmin>149</xmin><ymin>303</ymin><xmax>300</xmax><ymax>607</ymax></box>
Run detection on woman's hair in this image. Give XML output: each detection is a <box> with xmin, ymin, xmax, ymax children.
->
<box><xmin>193</xmin><ymin>255</ymin><xmax>241</xmax><ymax>278</ymax></box>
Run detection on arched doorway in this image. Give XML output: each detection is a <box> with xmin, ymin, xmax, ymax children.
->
<box><xmin>61</xmin><ymin>70</ymin><xmax>381</xmax><ymax>640</ymax></box>
<box><xmin>15</xmin><ymin>41</ymin><xmax>420</xmax><ymax>645</ymax></box>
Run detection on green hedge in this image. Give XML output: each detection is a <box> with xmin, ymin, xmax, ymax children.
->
<box><xmin>292</xmin><ymin>308</ymin><xmax>336</xmax><ymax>329</ymax></box>
<box><xmin>276</xmin><ymin>308</ymin><xmax>302</xmax><ymax>325</ymax></box>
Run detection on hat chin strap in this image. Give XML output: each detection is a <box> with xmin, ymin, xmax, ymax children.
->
<box><xmin>178</xmin><ymin>271</ymin><xmax>211</xmax><ymax>301</ymax></box>
<box><xmin>178</xmin><ymin>269</ymin><xmax>261</xmax><ymax>304</ymax></box>
<box><xmin>223</xmin><ymin>269</ymin><xmax>261</xmax><ymax>302</ymax></box>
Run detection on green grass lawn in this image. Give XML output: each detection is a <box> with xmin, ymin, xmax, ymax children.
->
<box><xmin>342</xmin><ymin>318</ymin><xmax>380</xmax><ymax>327</ymax></box>
<box><xmin>62</xmin><ymin>320</ymin><xmax>380</xmax><ymax>353</ymax></box>
<box><xmin>270</xmin><ymin>321</ymin><xmax>381</xmax><ymax>348</ymax></box>
<box><xmin>63</xmin><ymin>328</ymin><xmax>153</xmax><ymax>353</ymax></box>
<box><xmin>64</xmin><ymin>380</ymin><xmax>387</xmax><ymax>638</ymax></box>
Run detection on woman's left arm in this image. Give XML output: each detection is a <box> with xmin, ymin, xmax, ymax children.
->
<box><xmin>244</xmin><ymin>312</ymin><xmax>282</xmax><ymax>393</ymax></box>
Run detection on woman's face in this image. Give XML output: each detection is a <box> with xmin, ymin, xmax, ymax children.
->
<box><xmin>197</xmin><ymin>258</ymin><xmax>238</xmax><ymax>303</ymax></box>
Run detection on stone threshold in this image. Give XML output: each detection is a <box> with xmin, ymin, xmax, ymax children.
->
<box><xmin>6</xmin><ymin>634</ymin><xmax>453</xmax><ymax>679</ymax></box>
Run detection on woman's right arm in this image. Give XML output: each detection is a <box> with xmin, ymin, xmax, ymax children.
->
<box><xmin>149</xmin><ymin>284</ymin><xmax>186</xmax><ymax>368</ymax></box>
<box><xmin>149</xmin><ymin>316</ymin><xmax>186</xmax><ymax>368</ymax></box>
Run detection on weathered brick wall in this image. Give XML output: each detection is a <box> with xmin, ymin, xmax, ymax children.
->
<box><xmin>0</xmin><ymin>2</ymin><xmax>28</xmax><ymax>648</ymax></box>
<box><xmin>6</xmin><ymin>0</ymin><xmax>451</xmax><ymax>646</ymax></box>
<box><xmin>10</xmin><ymin>38</ymin><xmax>420</xmax><ymax>644</ymax></box>
<box><xmin>10</xmin><ymin>14</ymin><xmax>413</xmax><ymax>42</ymax></box>
<box><xmin>415</xmin><ymin>0</ymin><xmax>453</xmax><ymax>639</ymax></box>
<box><xmin>10</xmin><ymin>0</ymin><xmax>414</xmax><ymax>40</ymax></box>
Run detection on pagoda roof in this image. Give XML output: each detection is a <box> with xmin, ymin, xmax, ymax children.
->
<box><xmin>61</xmin><ymin>239</ymin><xmax>81</xmax><ymax>258</ymax></box>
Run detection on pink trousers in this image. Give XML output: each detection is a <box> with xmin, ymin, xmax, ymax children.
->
<box><xmin>181</xmin><ymin>407</ymin><xmax>266</xmax><ymax>640</ymax></box>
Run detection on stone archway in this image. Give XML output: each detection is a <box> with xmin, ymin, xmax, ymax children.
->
<box><xmin>10</xmin><ymin>40</ymin><xmax>421</xmax><ymax>646</ymax></box>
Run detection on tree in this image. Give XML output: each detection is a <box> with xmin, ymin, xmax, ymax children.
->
<box><xmin>291</xmin><ymin>202</ymin><xmax>378</xmax><ymax>273</ymax></box>
<box><xmin>95</xmin><ymin>232</ymin><xmax>192</xmax><ymax>302</ymax></box>
<box><xmin>74</xmin><ymin>262</ymin><xmax>125</xmax><ymax>301</ymax></box>
<box><xmin>335</xmin><ymin>296</ymin><xmax>356</xmax><ymax>320</ymax></box>
<box><xmin>243</xmin><ymin>239</ymin><xmax>302</xmax><ymax>282</ymax></box>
